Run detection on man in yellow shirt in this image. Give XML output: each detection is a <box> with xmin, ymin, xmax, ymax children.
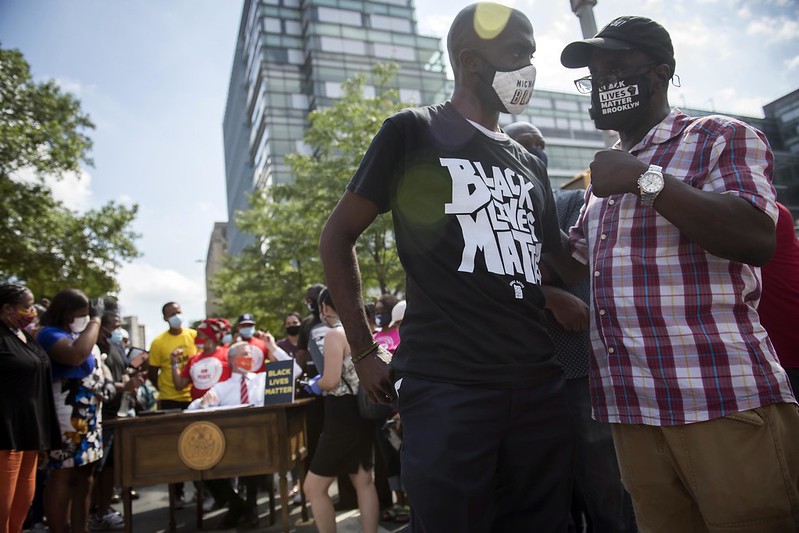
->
<box><xmin>146</xmin><ymin>301</ymin><xmax>198</xmax><ymax>508</ymax></box>
<box><xmin>148</xmin><ymin>301</ymin><xmax>197</xmax><ymax>408</ymax></box>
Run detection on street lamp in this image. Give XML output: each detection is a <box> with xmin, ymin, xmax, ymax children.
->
<box><xmin>570</xmin><ymin>0</ymin><xmax>598</xmax><ymax>38</ymax></box>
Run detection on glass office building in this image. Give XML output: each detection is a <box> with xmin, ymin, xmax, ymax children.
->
<box><xmin>222</xmin><ymin>0</ymin><xmax>799</xmax><ymax>257</ymax></box>
<box><xmin>223</xmin><ymin>0</ymin><xmax>448</xmax><ymax>255</ymax></box>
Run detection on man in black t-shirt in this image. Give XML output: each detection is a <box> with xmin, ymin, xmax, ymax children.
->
<box><xmin>320</xmin><ymin>3</ymin><xmax>578</xmax><ymax>530</ymax></box>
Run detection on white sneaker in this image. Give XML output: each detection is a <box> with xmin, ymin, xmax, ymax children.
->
<box><xmin>88</xmin><ymin>510</ymin><xmax>124</xmax><ymax>531</ymax></box>
<box><xmin>202</xmin><ymin>494</ymin><xmax>215</xmax><ymax>512</ymax></box>
<box><xmin>29</xmin><ymin>522</ymin><xmax>49</xmax><ymax>533</ymax></box>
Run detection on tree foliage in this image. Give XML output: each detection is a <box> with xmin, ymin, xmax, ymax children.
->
<box><xmin>0</xmin><ymin>45</ymin><xmax>140</xmax><ymax>297</ymax></box>
<box><xmin>211</xmin><ymin>65</ymin><xmax>407</xmax><ymax>331</ymax></box>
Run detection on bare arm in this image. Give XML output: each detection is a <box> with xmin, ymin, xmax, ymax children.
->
<box><xmin>590</xmin><ymin>150</ymin><xmax>776</xmax><ymax>266</ymax></box>
<box><xmin>169</xmin><ymin>349</ymin><xmax>191</xmax><ymax>390</ymax></box>
<box><xmin>540</xmin><ymin>285</ymin><xmax>589</xmax><ymax>332</ymax></box>
<box><xmin>319</xmin><ymin>191</ymin><xmax>395</xmax><ymax>402</ymax></box>
<box><xmin>318</xmin><ymin>329</ymin><xmax>345</xmax><ymax>391</ymax></box>
<box><xmin>542</xmin><ymin>231</ymin><xmax>589</xmax><ymax>286</ymax></box>
<box><xmin>45</xmin><ymin>318</ymin><xmax>101</xmax><ymax>366</ymax></box>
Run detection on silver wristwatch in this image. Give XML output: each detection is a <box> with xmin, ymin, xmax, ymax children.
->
<box><xmin>638</xmin><ymin>164</ymin><xmax>664</xmax><ymax>207</ymax></box>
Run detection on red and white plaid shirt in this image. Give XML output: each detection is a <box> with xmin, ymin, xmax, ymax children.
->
<box><xmin>570</xmin><ymin>109</ymin><xmax>795</xmax><ymax>426</ymax></box>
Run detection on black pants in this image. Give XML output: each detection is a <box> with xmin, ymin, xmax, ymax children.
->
<box><xmin>399</xmin><ymin>375</ymin><xmax>575</xmax><ymax>533</ymax></box>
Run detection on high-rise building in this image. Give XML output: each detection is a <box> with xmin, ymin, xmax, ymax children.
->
<box><xmin>223</xmin><ymin>0</ymin><xmax>448</xmax><ymax>255</ymax></box>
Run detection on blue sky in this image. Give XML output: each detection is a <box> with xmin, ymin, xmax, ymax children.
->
<box><xmin>1</xmin><ymin>0</ymin><xmax>797</xmax><ymax>340</ymax></box>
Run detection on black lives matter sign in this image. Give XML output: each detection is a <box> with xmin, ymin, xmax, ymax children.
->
<box><xmin>263</xmin><ymin>359</ymin><xmax>295</xmax><ymax>405</ymax></box>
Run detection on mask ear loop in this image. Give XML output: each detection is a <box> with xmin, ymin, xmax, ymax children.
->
<box><xmin>671</xmin><ymin>73</ymin><xmax>681</xmax><ymax>88</ymax></box>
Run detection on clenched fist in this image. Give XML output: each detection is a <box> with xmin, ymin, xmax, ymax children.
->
<box><xmin>589</xmin><ymin>149</ymin><xmax>648</xmax><ymax>198</ymax></box>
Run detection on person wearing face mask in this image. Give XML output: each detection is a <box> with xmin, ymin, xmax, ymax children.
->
<box><xmin>277</xmin><ymin>312</ymin><xmax>302</xmax><ymax>358</ymax></box>
<box><xmin>171</xmin><ymin>318</ymin><xmax>232</xmax><ymax>401</ymax></box>
<box><xmin>147</xmin><ymin>301</ymin><xmax>198</xmax><ymax>410</ymax></box>
<box><xmin>35</xmin><ymin>288</ymin><xmax>107</xmax><ymax>533</ymax></box>
<box><xmin>302</xmin><ymin>289</ymin><xmax>379</xmax><ymax>533</ymax></box>
<box><xmin>504</xmin><ymin>121</ymin><xmax>547</xmax><ymax>168</ymax></box>
<box><xmin>234</xmin><ymin>313</ymin><xmax>272</xmax><ymax>372</ymax></box>
<box><xmin>319</xmin><ymin>3</ymin><xmax>575</xmax><ymax>530</ymax></box>
<box><xmin>88</xmin><ymin>311</ymin><xmax>144</xmax><ymax>531</ymax></box>
<box><xmin>146</xmin><ymin>302</ymin><xmax>199</xmax><ymax>508</ymax></box>
<box><xmin>296</xmin><ymin>284</ymin><xmax>331</xmax><ymax>378</ymax></box>
<box><xmin>0</xmin><ymin>284</ymin><xmax>61</xmax><ymax>533</ymax></box>
<box><xmin>185</xmin><ymin>342</ymin><xmax>265</xmax><ymax>527</ymax></box>
<box><xmin>557</xmin><ymin>16</ymin><xmax>799</xmax><ymax>531</ymax></box>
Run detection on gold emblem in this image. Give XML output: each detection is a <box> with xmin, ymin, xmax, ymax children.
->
<box><xmin>178</xmin><ymin>421</ymin><xmax>225</xmax><ymax>470</ymax></box>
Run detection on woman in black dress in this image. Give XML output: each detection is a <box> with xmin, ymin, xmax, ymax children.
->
<box><xmin>0</xmin><ymin>283</ymin><xmax>60</xmax><ymax>533</ymax></box>
<box><xmin>302</xmin><ymin>289</ymin><xmax>379</xmax><ymax>533</ymax></box>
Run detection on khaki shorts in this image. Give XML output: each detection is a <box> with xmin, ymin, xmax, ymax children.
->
<box><xmin>611</xmin><ymin>403</ymin><xmax>799</xmax><ymax>533</ymax></box>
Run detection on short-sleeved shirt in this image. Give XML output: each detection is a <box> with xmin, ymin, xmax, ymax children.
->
<box><xmin>374</xmin><ymin>328</ymin><xmax>401</xmax><ymax>355</ymax></box>
<box><xmin>569</xmin><ymin>108</ymin><xmax>794</xmax><ymax>426</ymax></box>
<box><xmin>348</xmin><ymin>102</ymin><xmax>562</xmax><ymax>388</ymax></box>
<box><xmin>180</xmin><ymin>347</ymin><xmax>231</xmax><ymax>400</ymax></box>
<box><xmin>37</xmin><ymin>326</ymin><xmax>96</xmax><ymax>380</ymax></box>
<box><xmin>759</xmin><ymin>202</ymin><xmax>799</xmax><ymax>369</ymax></box>
<box><xmin>148</xmin><ymin>328</ymin><xmax>197</xmax><ymax>402</ymax></box>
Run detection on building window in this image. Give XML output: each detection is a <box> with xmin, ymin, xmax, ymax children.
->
<box><xmin>317</xmin><ymin>6</ymin><xmax>361</xmax><ymax>26</ymax></box>
<box><xmin>325</xmin><ymin>81</ymin><xmax>343</xmax><ymax>98</ymax></box>
<box><xmin>554</xmin><ymin>99</ymin><xmax>579</xmax><ymax>111</ymax></box>
<box><xmin>370</xmin><ymin>14</ymin><xmax>411</xmax><ymax>33</ymax></box>
<box><xmin>373</xmin><ymin>42</ymin><xmax>415</xmax><ymax>61</ymax></box>
<box><xmin>320</xmin><ymin>36</ymin><xmax>366</xmax><ymax>55</ymax></box>
<box><xmin>399</xmin><ymin>88</ymin><xmax>421</xmax><ymax>103</ymax></box>
<box><xmin>285</xmin><ymin>20</ymin><xmax>302</xmax><ymax>35</ymax></box>
<box><xmin>263</xmin><ymin>17</ymin><xmax>282</xmax><ymax>33</ymax></box>
<box><xmin>529</xmin><ymin>97</ymin><xmax>552</xmax><ymax>109</ymax></box>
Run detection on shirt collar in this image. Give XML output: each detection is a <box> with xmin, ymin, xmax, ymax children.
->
<box><xmin>622</xmin><ymin>108</ymin><xmax>690</xmax><ymax>154</ymax></box>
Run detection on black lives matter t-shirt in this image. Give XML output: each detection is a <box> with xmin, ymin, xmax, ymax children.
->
<box><xmin>348</xmin><ymin>102</ymin><xmax>562</xmax><ymax>388</ymax></box>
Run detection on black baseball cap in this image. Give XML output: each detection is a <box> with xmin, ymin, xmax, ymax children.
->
<box><xmin>237</xmin><ymin>313</ymin><xmax>256</xmax><ymax>325</ymax></box>
<box><xmin>561</xmin><ymin>16</ymin><xmax>676</xmax><ymax>76</ymax></box>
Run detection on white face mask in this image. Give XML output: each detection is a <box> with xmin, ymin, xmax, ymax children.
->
<box><xmin>490</xmin><ymin>64</ymin><xmax>536</xmax><ymax>115</ymax></box>
<box><xmin>167</xmin><ymin>314</ymin><xmax>183</xmax><ymax>328</ymax></box>
<box><xmin>239</xmin><ymin>326</ymin><xmax>255</xmax><ymax>339</ymax></box>
<box><xmin>70</xmin><ymin>315</ymin><xmax>90</xmax><ymax>333</ymax></box>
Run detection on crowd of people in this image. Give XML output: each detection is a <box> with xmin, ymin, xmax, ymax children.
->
<box><xmin>4</xmin><ymin>3</ymin><xmax>799</xmax><ymax>533</ymax></box>
<box><xmin>0</xmin><ymin>281</ymin><xmax>409</xmax><ymax>532</ymax></box>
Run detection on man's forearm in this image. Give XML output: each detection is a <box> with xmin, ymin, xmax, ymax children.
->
<box><xmin>319</xmin><ymin>230</ymin><xmax>374</xmax><ymax>353</ymax></box>
<box><xmin>653</xmin><ymin>175</ymin><xmax>775</xmax><ymax>265</ymax></box>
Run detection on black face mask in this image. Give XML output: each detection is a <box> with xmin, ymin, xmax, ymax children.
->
<box><xmin>589</xmin><ymin>73</ymin><xmax>651</xmax><ymax>131</ymax></box>
<box><xmin>529</xmin><ymin>147</ymin><xmax>548</xmax><ymax>168</ymax></box>
<box><xmin>375</xmin><ymin>312</ymin><xmax>392</xmax><ymax>328</ymax></box>
<box><xmin>285</xmin><ymin>325</ymin><xmax>301</xmax><ymax>336</ymax></box>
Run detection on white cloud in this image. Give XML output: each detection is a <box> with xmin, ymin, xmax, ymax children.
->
<box><xmin>11</xmin><ymin>166</ymin><xmax>93</xmax><ymax>212</ymax></box>
<box><xmin>746</xmin><ymin>16</ymin><xmax>799</xmax><ymax>43</ymax></box>
<box><xmin>51</xmin><ymin>76</ymin><xmax>95</xmax><ymax>97</ymax></box>
<box><xmin>116</xmin><ymin>261</ymin><xmax>207</xmax><ymax>344</ymax></box>
<box><xmin>785</xmin><ymin>55</ymin><xmax>799</xmax><ymax>71</ymax></box>
<box><xmin>117</xmin><ymin>193</ymin><xmax>136</xmax><ymax>206</ymax></box>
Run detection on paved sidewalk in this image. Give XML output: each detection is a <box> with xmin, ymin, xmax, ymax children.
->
<box><xmin>122</xmin><ymin>482</ymin><xmax>409</xmax><ymax>533</ymax></box>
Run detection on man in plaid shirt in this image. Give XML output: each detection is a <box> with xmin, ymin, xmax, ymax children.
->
<box><xmin>548</xmin><ymin>15</ymin><xmax>799</xmax><ymax>532</ymax></box>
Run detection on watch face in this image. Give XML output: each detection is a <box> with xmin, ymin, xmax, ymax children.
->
<box><xmin>640</xmin><ymin>171</ymin><xmax>663</xmax><ymax>193</ymax></box>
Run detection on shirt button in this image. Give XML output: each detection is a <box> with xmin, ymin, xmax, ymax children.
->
<box><xmin>600</xmin><ymin>233</ymin><xmax>607</xmax><ymax>240</ymax></box>
<box><xmin>608</xmin><ymin>347</ymin><xmax>615</xmax><ymax>354</ymax></box>
<box><xmin>594</xmin><ymin>270</ymin><xmax>600</xmax><ymax>277</ymax></box>
<box><xmin>599</xmin><ymin>309</ymin><xmax>606</xmax><ymax>316</ymax></box>
<box><xmin>608</xmin><ymin>199</ymin><xmax>615</xmax><ymax>205</ymax></box>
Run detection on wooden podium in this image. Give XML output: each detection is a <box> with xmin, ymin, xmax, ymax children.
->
<box><xmin>105</xmin><ymin>400</ymin><xmax>310</xmax><ymax>532</ymax></box>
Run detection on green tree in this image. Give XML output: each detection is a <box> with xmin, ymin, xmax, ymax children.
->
<box><xmin>0</xmin><ymin>45</ymin><xmax>140</xmax><ymax>297</ymax></box>
<box><xmin>211</xmin><ymin>65</ymin><xmax>407</xmax><ymax>331</ymax></box>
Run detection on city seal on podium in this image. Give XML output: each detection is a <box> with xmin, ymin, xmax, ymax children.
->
<box><xmin>178</xmin><ymin>421</ymin><xmax>226</xmax><ymax>470</ymax></box>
